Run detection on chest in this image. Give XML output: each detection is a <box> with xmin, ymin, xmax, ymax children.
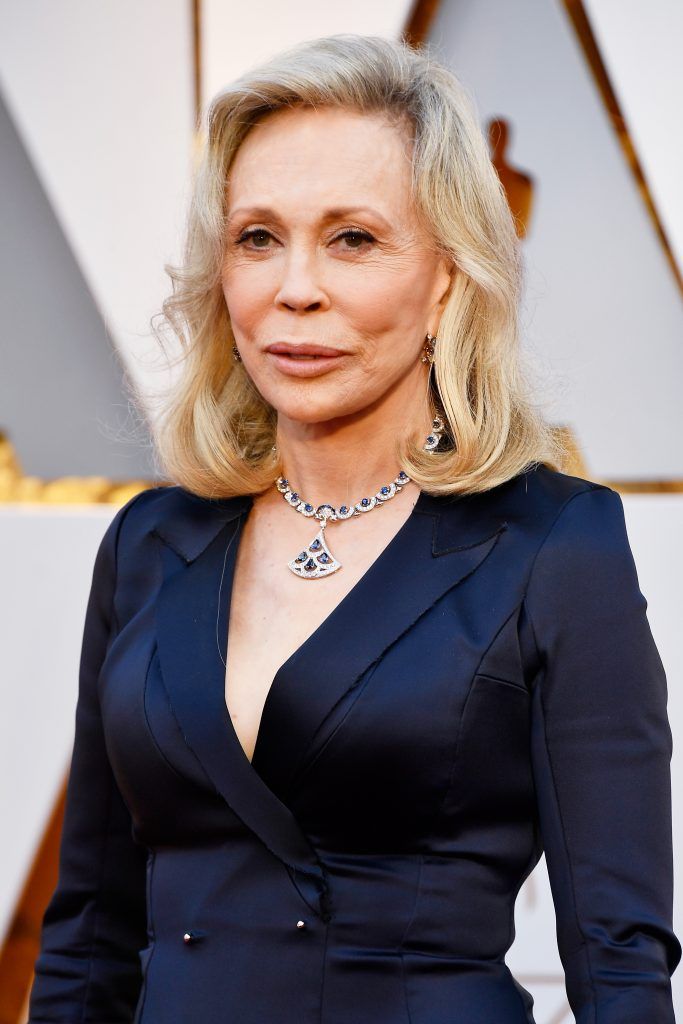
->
<box><xmin>224</xmin><ymin>501</ymin><xmax>419</xmax><ymax>764</ymax></box>
<box><xmin>102</xmin><ymin>490</ymin><xmax>539</xmax><ymax>857</ymax></box>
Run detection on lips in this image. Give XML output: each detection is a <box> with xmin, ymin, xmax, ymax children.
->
<box><xmin>265</xmin><ymin>344</ymin><xmax>346</xmax><ymax>378</ymax></box>
<box><xmin>266</xmin><ymin>343</ymin><xmax>346</xmax><ymax>357</ymax></box>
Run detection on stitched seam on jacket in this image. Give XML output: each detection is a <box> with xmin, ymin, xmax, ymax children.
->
<box><xmin>474</xmin><ymin>670</ymin><xmax>529</xmax><ymax>693</ymax></box>
<box><xmin>317</xmin><ymin>907</ymin><xmax>331</xmax><ymax>1024</ymax></box>
<box><xmin>399</xmin><ymin>952</ymin><xmax>414</xmax><ymax>1024</ymax></box>
<box><xmin>400</xmin><ymin>948</ymin><xmax>503</xmax><ymax>963</ymax></box>
<box><xmin>141</xmin><ymin>644</ymin><xmax>199</xmax><ymax>784</ymax></box>
<box><xmin>434</xmin><ymin>599</ymin><xmax>524</xmax><ymax>830</ymax></box>
<box><xmin>526</xmin><ymin>662</ymin><xmax>598</xmax><ymax>1020</ymax></box>
<box><xmin>424</xmin><ymin>603</ymin><xmax>529</xmax><ymax>881</ymax></box>
<box><xmin>291</xmin><ymin>659</ymin><xmax>384</xmax><ymax>789</ymax></box>
<box><xmin>397</xmin><ymin>853</ymin><xmax>424</xmax><ymax>953</ymax></box>
<box><xmin>133</xmin><ymin>850</ymin><xmax>157</xmax><ymax>1024</ymax></box>
<box><xmin>472</xmin><ymin>604</ymin><xmax>526</xmax><ymax>687</ymax></box>
<box><xmin>521</xmin><ymin>486</ymin><xmax>609</xmax><ymax>1021</ymax></box>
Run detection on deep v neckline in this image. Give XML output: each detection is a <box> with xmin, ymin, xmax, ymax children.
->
<box><xmin>221</xmin><ymin>489</ymin><xmax>428</xmax><ymax>769</ymax></box>
<box><xmin>154</xmin><ymin>479</ymin><xmax>506</xmax><ymax>831</ymax></box>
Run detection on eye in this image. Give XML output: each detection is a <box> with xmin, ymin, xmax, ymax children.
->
<box><xmin>233</xmin><ymin>226</ymin><xmax>376</xmax><ymax>252</ymax></box>
<box><xmin>235</xmin><ymin>228</ymin><xmax>273</xmax><ymax>249</ymax></box>
<box><xmin>331</xmin><ymin>228</ymin><xmax>375</xmax><ymax>250</ymax></box>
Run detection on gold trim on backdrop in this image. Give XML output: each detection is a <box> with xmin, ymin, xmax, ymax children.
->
<box><xmin>0</xmin><ymin>432</ymin><xmax>154</xmax><ymax>506</ymax></box>
<box><xmin>561</xmin><ymin>0</ymin><xmax>682</xmax><ymax>296</ymax></box>
<box><xmin>402</xmin><ymin>0</ymin><xmax>442</xmax><ymax>48</ymax></box>
<box><xmin>601</xmin><ymin>479</ymin><xmax>683</xmax><ymax>494</ymax></box>
<box><xmin>192</xmin><ymin>0</ymin><xmax>202</xmax><ymax>132</ymax></box>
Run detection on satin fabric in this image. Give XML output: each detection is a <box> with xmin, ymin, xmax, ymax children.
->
<box><xmin>27</xmin><ymin>464</ymin><xmax>681</xmax><ymax>1023</ymax></box>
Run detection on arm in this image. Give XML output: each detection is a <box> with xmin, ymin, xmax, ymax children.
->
<box><xmin>27</xmin><ymin>493</ymin><xmax>149</xmax><ymax>1023</ymax></box>
<box><xmin>524</xmin><ymin>485</ymin><xmax>681</xmax><ymax>1024</ymax></box>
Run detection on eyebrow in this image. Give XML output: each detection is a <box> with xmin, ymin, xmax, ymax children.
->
<box><xmin>226</xmin><ymin>205</ymin><xmax>392</xmax><ymax>230</ymax></box>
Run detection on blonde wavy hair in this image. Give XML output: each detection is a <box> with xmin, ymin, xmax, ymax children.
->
<box><xmin>149</xmin><ymin>33</ymin><xmax>566</xmax><ymax>499</ymax></box>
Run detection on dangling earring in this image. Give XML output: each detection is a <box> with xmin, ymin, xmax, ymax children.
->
<box><xmin>421</xmin><ymin>333</ymin><xmax>437</xmax><ymax>364</ymax></box>
<box><xmin>421</xmin><ymin>333</ymin><xmax>453</xmax><ymax>452</ymax></box>
<box><xmin>232</xmin><ymin>344</ymin><xmax>242</xmax><ymax>362</ymax></box>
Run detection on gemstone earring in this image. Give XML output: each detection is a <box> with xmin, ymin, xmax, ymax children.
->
<box><xmin>232</xmin><ymin>344</ymin><xmax>242</xmax><ymax>362</ymax></box>
<box><xmin>421</xmin><ymin>333</ymin><xmax>437</xmax><ymax>364</ymax></box>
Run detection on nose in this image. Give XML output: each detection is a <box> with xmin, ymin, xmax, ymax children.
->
<box><xmin>273</xmin><ymin>249</ymin><xmax>329</xmax><ymax>313</ymax></box>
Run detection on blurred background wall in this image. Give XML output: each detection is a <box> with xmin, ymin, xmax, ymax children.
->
<box><xmin>1</xmin><ymin>2</ymin><xmax>681</xmax><ymax>1021</ymax></box>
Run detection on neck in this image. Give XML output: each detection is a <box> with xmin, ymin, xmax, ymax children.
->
<box><xmin>270</xmin><ymin>392</ymin><xmax>434</xmax><ymax>510</ymax></box>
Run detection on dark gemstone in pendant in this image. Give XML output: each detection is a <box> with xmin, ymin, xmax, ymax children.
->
<box><xmin>361</xmin><ymin>498</ymin><xmax>369</xmax><ymax>506</ymax></box>
<box><xmin>380</xmin><ymin>486</ymin><xmax>389</xmax><ymax>494</ymax></box>
<box><xmin>398</xmin><ymin>471</ymin><xmax>407</xmax><ymax>480</ymax></box>
<box><xmin>317</xmin><ymin>553</ymin><xmax>330</xmax><ymax>563</ymax></box>
<box><xmin>304</xmin><ymin>503</ymin><xmax>313</xmax><ymax>512</ymax></box>
<box><xmin>289</xmin><ymin>492</ymin><xmax>299</xmax><ymax>502</ymax></box>
<box><xmin>310</xmin><ymin>539</ymin><xmax>322</xmax><ymax>551</ymax></box>
<box><xmin>340</xmin><ymin>505</ymin><xmax>348</xmax><ymax>514</ymax></box>
<box><xmin>304</xmin><ymin>559</ymin><xmax>317</xmax><ymax>572</ymax></box>
<box><xmin>426</xmin><ymin>435</ymin><xmax>436</xmax><ymax>444</ymax></box>
<box><xmin>295</xmin><ymin>551</ymin><xmax>307</xmax><ymax>562</ymax></box>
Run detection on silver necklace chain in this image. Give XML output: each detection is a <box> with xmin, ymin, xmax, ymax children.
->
<box><xmin>275</xmin><ymin>416</ymin><xmax>444</xmax><ymax>579</ymax></box>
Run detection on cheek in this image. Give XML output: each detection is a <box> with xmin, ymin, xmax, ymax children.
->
<box><xmin>337</xmin><ymin>264</ymin><xmax>433</xmax><ymax>335</ymax></box>
<box><xmin>221</xmin><ymin>265</ymin><xmax>270</xmax><ymax>330</ymax></box>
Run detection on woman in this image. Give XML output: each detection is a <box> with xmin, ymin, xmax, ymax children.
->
<box><xmin>27</xmin><ymin>34</ymin><xmax>680</xmax><ymax>1024</ymax></box>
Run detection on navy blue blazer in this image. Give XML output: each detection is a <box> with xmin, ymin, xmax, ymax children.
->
<box><xmin>27</xmin><ymin>464</ymin><xmax>680</xmax><ymax>1024</ymax></box>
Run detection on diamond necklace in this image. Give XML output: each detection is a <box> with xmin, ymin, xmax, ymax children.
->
<box><xmin>274</xmin><ymin>416</ymin><xmax>444</xmax><ymax>579</ymax></box>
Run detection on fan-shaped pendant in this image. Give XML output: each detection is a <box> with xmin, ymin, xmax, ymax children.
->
<box><xmin>288</xmin><ymin>524</ymin><xmax>342</xmax><ymax>578</ymax></box>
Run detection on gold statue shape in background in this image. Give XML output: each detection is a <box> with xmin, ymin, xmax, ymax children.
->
<box><xmin>487</xmin><ymin>118</ymin><xmax>534</xmax><ymax>239</ymax></box>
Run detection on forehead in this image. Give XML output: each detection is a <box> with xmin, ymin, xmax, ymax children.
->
<box><xmin>226</xmin><ymin>105</ymin><xmax>415</xmax><ymax>218</ymax></box>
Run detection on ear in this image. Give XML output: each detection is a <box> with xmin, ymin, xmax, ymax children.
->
<box><xmin>430</xmin><ymin>256</ymin><xmax>456</xmax><ymax>326</ymax></box>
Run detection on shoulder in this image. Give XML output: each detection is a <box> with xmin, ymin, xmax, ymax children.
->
<box><xmin>100</xmin><ymin>485</ymin><xmax>180</xmax><ymax>554</ymax></box>
<box><xmin>112</xmin><ymin>484</ymin><xmax>193</xmax><ymax>532</ymax></box>
<box><xmin>434</xmin><ymin>463</ymin><xmax>631</xmax><ymax>580</ymax></box>
<box><xmin>508</xmin><ymin>462</ymin><xmax>616</xmax><ymax>515</ymax></box>
<box><xmin>490</xmin><ymin>463</ymin><xmax>625</xmax><ymax>545</ymax></box>
<box><xmin>520</xmin><ymin>463</ymin><xmax>626</xmax><ymax>547</ymax></box>
<box><xmin>431</xmin><ymin>463</ymin><xmax>622</xmax><ymax>545</ymax></box>
<box><xmin>516</xmin><ymin>465</ymin><xmax>636</xmax><ymax>596</ymax></box>
<box><xmin>111</xmin><ymin>484</ymin><xmax>252</xmax><ymax>565</ymax></box>
<box><xmin>519</xmin><ymin>471</ymin><xmax>651</xmax><ymax>658</ymax></box>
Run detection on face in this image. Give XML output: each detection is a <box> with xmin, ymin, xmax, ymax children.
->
<box><xmin>221</xmin><ymin>105</ymin><xmax>453</xmax><ymax>432</ymax></box>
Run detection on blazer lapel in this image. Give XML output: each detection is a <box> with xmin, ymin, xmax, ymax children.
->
<box><xmin>152</xmin><ymin>485</ymin><xmax>507</xmax><ymax>903</ymax></box>
<box><xmin>154</xmin><ymin>494</ymin><xmax>328</xmax><ymax>914</ymax></box>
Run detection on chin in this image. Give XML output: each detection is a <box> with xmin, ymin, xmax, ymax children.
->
<box><xmin>274</xmin><ymin>401</ymin><xmax>351</xmax><ymax>425</ymax></box>
<box><xmin>253</xmin><ymin>376</ymin><xmax>362</xmax><ymax>423</ymax></box>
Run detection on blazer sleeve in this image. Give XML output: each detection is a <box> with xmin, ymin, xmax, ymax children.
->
<box><xmin>523</xmin><ymin>485</ymin><xmax>681</xmax><ymax>1024</ymax></box>
<box><xmin>27</xmin><ymin>493</ymin><xmax>149</xmax><ymax>1024</ymax></box>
